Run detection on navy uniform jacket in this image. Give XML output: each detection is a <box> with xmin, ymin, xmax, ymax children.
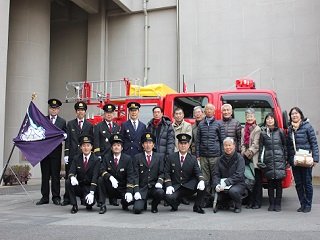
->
<box><xmin>46</xmin><ymin>115</ymin><xmax>67</xmax><ymax>158</ymax></box>
<box><xmin>65</xmin><ymin>119</ymin><xmax>93</xmax><ymax>160</ymax></box>
<box><xmin>133</xmin><ymin>152</ymin><xmax>165</xmax><ymax>199</ymax></box>
<box><xmin>94</xmin><ymin>121</ymin><xmax>120</xmax><ymax>158</ymax></box>
<box><xmin>100</xmin><ymin>153</ymin><xmax>135</xmax><ymax>194</ymax></box>
<box><xmin>164</xmin><ymin>152</ymin><xmax>205</xmax><ymax>191</ymax></box>
<box><xmin>68</xmin><ymin>153</ymin><xmax>100</xmax><ymax>192</ymax></box>
<box><xmin>120</xmin><ymin>120</ymin><xmax>146</xmax><ymax>158</ymax></box>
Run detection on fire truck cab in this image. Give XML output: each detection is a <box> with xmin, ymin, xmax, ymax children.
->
<box><xmin>65</xmin><ymin>78</ymin><xmax>292</xmax><ymax>188</ymax></box>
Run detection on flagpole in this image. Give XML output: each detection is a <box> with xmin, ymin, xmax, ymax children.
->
<box><xmin>0</xmin><ymin>145</ymin><xmax>15</xmax><ymax>184</ymax></box>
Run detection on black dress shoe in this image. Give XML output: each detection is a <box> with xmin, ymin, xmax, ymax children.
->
<box><xmin>122</xmin><ymin>205</ymin><xmax>129</xmax><ymax>211</ymax></box>
<box><xmin>303</xmin><ymin>207</ymin><xmax>311</xmax><ymax>213</ymax></box>
<box><xmin>86</xmin><ymin>205</ymin><xmax>92</xmax><ymax>211</ymax></box>
<box><xmin>193</xmin><ymin>206</ymin><xmax>205</xmax><ymax>214</ymax></box>
<box><xmin>99</xmin><ymin>206</ymin><xmax>107</xmax><ymax>214</ymax></box>
<box><xmin>180</xmin><ymin>198</ymin><xmax>190</xmax><ymax>205</ymax></box>
<box><xmin>151</xmin><ymin>208</ymin><xmax>158</xmax><ymax>213</ymax></box>
<box><xmin>170</xmin><ymin>207</ymin><xmax>178</xmax><ymax>212</ymax></box>
<box><xmin>203</xmin><ymin>201</ymin><xmax>213</xmax><ymax>208</ymax></box>
<box><xmin>36</xmin><ymin>199</ymin><xmax>49</xmax><ymax>205</ymax></box>
<box><xmin>61</xmin><ymin>201</ymin><xmax>70</xmax><ymax>206</ymax></box>
<box><xmin>297</xmin><ymin>206</ymin><xmax>305</xmax><ymax>212</ymax></box>
<box><xmin>53</xmin><ymin>199</ymin><xmax>61</xmax><ymax>205</ymax></box>
<box><xmin>252</xmin><ymin>205</ymin><xmax>261</xmax><ymax>209</ymax></box>
<box><xmin>71</xmin><ymin>205</ymin><xmax>78</xmax><ymax>214</ymax></box>
<box><xmin>234</xmin><ymin>208</ymin><xmax>242</xmax><ymax>213</ymax></box>
<box><xmin>246</xmin><ymin>204</ymin><xmax>253</xmax><ymax>209</ymax></box>
<box><xmin>109</xmin><ymin>198</ymin><xmax>119</xmax><ymax>206</ymax></box>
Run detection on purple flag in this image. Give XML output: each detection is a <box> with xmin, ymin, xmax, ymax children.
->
<box><xmin>13</xmin><ymin>101</ymin><xmax>66</xmax><ymax>167</ymax></box>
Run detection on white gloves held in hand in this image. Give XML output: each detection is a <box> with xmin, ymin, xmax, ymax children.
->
<box><xmin>220</xmin><ymin>180</ymin><xmax>226</xmax><ymax>190</ymax></box>
<box><xmin>85</xmin><ymin>191</ymin><xmax>94</xmax><ymax>205</ymax></box>
<box><xmin>197</xmin><ymin>180</ymin><xmax>205</xmax><ymax>191</ymax></box>
<box><xmin>166</xmin><ymin>186</ymin><xmax>175</xmax><ymax>195</ymax></box>
<box><xmin>70</xmin><ymin>176</ymin><xmax>78</xmax><ymax>186</ymax></box>
<box><xmin>155</xmin><ymin>183</ymin><xmax>163</xmax><ymax>189</ymax></box>
<box><xmin>134</xmin><ymin>192</ymin><xmax>142</xmax><ymax>200</ymax></box>
<box><xmin>109</xmin><ymin>176</ymin><xmax>118</xmax><ymax>188</ymax></box>
<box><xmin>64</xmin><ymin>156</ymin><xmax>69</xmax><ymax>165</ymax></box>
<box><xmin>215</xmin><ymin>184</ymin><xmax>221</xmax><ymax>193</ymax></box>
<box><xmin>125</xmin><ymin>192</ymin><xmax>133</xmax><ymax>203</ymax></box>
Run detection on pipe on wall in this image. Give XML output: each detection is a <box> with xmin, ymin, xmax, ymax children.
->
<box><xmin>143</xmin><ymin>0</ymin><xmax>149</xmax><ymax>86</ymax></box>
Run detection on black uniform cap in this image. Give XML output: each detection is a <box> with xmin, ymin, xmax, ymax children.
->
<box><xmin>141</xmin><ymin>132</ymin><xmax>156</xmax><ymax>143</ymax></box>
<box><xmin>74</xmin><ymin>101</ymin><xmax>87</xmax><ymax>111</ymax></box>
<box><xmin>103</xmin><ymin>104</ymin><xmax>116</xmax><ymax>112</ymax></box>
<box><xmin>109</xmin><ymin>133</ymin><xmax>124</xmax><ymax>144</ymax></box>
<box><xmin>78</xmin><ymin>135</ymin><xmax>94</xmax><ymax>145</ymax></box>
<box><xmin>127</xmin><ymin>102</ymin><xmax>141</xmax><ymax>110</ymax></box>
<box><xmin>176</xmin><ymin>133</ymin><xmax>191</xmax><ymax>143</ymax></box>
<box><xmin>48</xmin><ymin>99</ymin><xmax>62</xmax><ymax>108</ymax></box>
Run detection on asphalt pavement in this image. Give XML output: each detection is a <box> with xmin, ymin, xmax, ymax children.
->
<box><xmin>0</xmin><ymin>178</ymin><xmax>320</xmax><ymax>240</ymax></box>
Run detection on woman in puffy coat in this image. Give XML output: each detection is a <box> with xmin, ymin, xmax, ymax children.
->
<box><xmin>258</xmin><ymin>113</ymin><xmax>287</xmax><ymax>212</ymax></box>
<box><xmin>287</xmin><ymin>107</ymin><xmax>319</xmax><ymax>213</ymax></box>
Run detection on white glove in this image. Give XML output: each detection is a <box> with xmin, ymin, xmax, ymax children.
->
<box><xmin>215</xmin><ymin>184</ymin><xmax>221</xmax><ymax>193</ymax></box>
<box><xmin>125</xmin><ymin>192</ymin><xmax>133</xmax><ymax>203</ymax></box>
<box><xmin>85</xmin><ymin>191</ymin><xmax>94</xmax><ymax>205</ymax></box>
<box><xmin>155</xmin><ymin>183</ymin><xmax>163</xmax><ymax>189</ymax></box>
<box><xmin>220</xmin><ymin>180</ymin><xmax>226</xmax><ymax>191</ymax></box>
<box><xmin>166</xmin><ymin>186</ymin><xmax>175</xmax><ymax>195</ymax></box>
<box><xmin>70</xmin><ymin>176</ymin><xmax>78</xmax><ymax>186</ymax></box>
<box><xmin>64</xmin><ymin>156</ymin><xmax>69</xmax><ymax>164</ymax></box>
<box><xmin>134</xmin><ymin>192</ymin><xmax>142</xmax><ymax>200</ymax></box>
<box><xmin>109</xmin><ymin>176</ymin><xmax>118</xmax><ymax>188</ymax></box>
<box><xmin>197</xmin><ymin>180</ymin><xmax>205</xmax><ymax>191</ymax></box>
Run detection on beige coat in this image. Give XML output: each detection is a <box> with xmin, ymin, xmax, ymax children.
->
<box><xmin>241</xmin><ymin>124</ymin><xmax>261</xmax><ymax>168</ymax></box>
<box><xmin>172</xmin><ymin>120</ymin><xmax>192</xmax><ymax>152</ymax></box>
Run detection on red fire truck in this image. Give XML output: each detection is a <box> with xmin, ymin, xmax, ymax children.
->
<box><xmin>66</xmin><ymin>78</ymin><xmax>292</xmax><ymax>188</ymax></box>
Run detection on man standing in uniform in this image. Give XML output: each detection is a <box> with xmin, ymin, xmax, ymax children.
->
<box><xmin>133</xmin><ymin>132</ymin><xmax>165</xmax><ymax>214</ymax></box>
<box><xmin>97</xmin><ymin>134</ymin><xmax>135</xmax><ymax>214</ymax></box>
<box><xmin>66</xmin><ymin>135</ymin><xmax>100</xmax><ymax>214</ymax></box>
<box><xmin>164</xmin><ymin>134</ymin><xmax>206</xmax><ymax>214</ymax></box>
<box><xmin>93</xmin><ymin>103</ymin><xmax>120</xmax><ymax>206</ymax></box>
<box><xmin>172</xmin><ymin>108</ymin><xmax>192</xmax><ymax>152</ymax></box>
<box><xmin>61</xmin><ymin>101</ymin><xmax>93</xmax><ymax>206</ymax></box>
<box><xmin>120</xmin><ymin>102</ymin><xmax>146</xmax><ymax>158</ymax></box>
<box><xmin>146</xmin><ymin>106</ymin><xmax>174</xmax><ymax>157</ymax></box>
<box><xmin>36</xmin><ymin>99</ymin><xmax>66</xmax><ymax>205</ymax></box>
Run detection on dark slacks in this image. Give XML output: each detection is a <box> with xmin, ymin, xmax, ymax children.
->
<box><xmin>267</xmin><ymin>178</ymin><xmax>283</xmax><ymax>206</ymax></box>
<box><xmin>165</xmin><ymin>186</ymin><xmax>206</xmax><ymax>210</ymax></box>
<box><xmin>133</xmin><ymin>188</ymin><xmax>165</xmax><ymax>213</ymax></box>
<box><xmin>97</xmin><ymin>176</ymin><xmax>130</xmax><ymax>208</ymax></box>
<box><xmin>40</xmin><ymin>150</ymin><xmax>62</xmax><ymax>202</ymax></box>
<box><xmin>292</xmin><ymin>166</ymin><xmax>313</xmax><ymax>208</ymax></box>
<box><xmin>248</xmin><ymin>168</ymin><xmax>263</xmax><ymax>207</ymax></box>
<box><xmin>65</xmin><ymin>179</ymin><xmax>95</xmax><ymax>206</ymax></box>
<box><xmin>62</xmin><ymin>159</ymin><xmax>73</xmax><ymax>202</ymax></box>
<box><xmin>218</xmin><ymin>184</ymin><xmax>246</xmax><ymax>209</ymax></box>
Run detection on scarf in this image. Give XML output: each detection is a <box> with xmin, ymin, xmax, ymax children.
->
<box><xmin>153</xmin><ymin>118</ymin><xmax>162</xmax><ymax>129</ymax></box>
<box><xmin>244</xmin><ymin>121</ymin><xmax>255</xmax><ymax>146</ymax></box>
<box><xmin>291</xmin><ymin>120</ymin><xmax>301</xmax><ymax>131</ymax></box>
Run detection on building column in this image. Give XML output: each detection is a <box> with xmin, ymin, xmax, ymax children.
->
<box><xmin>0</xmin><ymin>1</ymin><xmax>10</xmax><ymax>173</ymax></box>
<box><xmin>5</xmin><ymin>0</ymin><xmax>51</xmax><ymax>177</ymax></box>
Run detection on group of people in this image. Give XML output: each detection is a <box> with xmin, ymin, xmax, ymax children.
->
<box><xmin>36</xmin><ymin>98</ymin><xmax>319</xmax><ymax>215</ymax></box>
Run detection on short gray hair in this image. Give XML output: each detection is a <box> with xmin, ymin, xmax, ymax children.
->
<box><xmin>222</xmin><ymin>103</ymin><xmax>232</xmax><ymax>110</ymax></box>
<box><xmin>223</xmin><ymin>137</ymin><xmax>235</xmax><ymax>145</ymax></box>
<box><xmin>245</xmin><ymin>108</ymin><xmax>255</xmax><ymax>116</ymax></box>
<box><xmin>193</xmin><ymin>106</ymin><xmax>202</xmax><ymax>112</ymax></box>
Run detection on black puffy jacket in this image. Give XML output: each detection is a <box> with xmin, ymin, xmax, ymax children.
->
<box><xmin>146</xmin><ymin>116</ymin><xmax>175</xmax><ymax>156</ymax></box>
<box><xmin>219</xmin><ymin>117</ymin><xmax>242</xmax><ymax>152</ymax></box>
<box><xmin>196</xmin><ymin>117</ymin><xmax>225</xmax><ymax>158</ymax></box>
<box><xmin>287</xmin><ymin>119</ymin><xmax>319</xmax><ymax>165</ymax></box>
<box><xmin>259</xmin><ymin>127</ymin><xmax>287</xmax><ymax>179</ymax></box>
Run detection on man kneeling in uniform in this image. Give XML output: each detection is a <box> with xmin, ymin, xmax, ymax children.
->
<box><xmin>98</xmin><ymin>134</ymin><xmax>135</xmax><ymax>214</ymax></box>
<box><xmin>66</xmin><ymin>135</ymin><xmax>100</xmax><ymax>214</ymax></box>
<box><xmin>164</xmin><ymin>133</ymin><xmax>206</xmax><ymax>214</ymax></box>
<box><xmin>133</xmin><ymin>132</ymin><xmax>165</xmax><ymax>214</ymax></box>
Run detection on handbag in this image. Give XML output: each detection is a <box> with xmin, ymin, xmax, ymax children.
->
<box><xmin>292</xmin><ymin>132</ymin><xmax>313</xmax><ymax>168</ymax></box>
<box><xmin>244</xmin><ymin>164</ymin><xmax>256</xmax><ymax>192</ymax></box>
